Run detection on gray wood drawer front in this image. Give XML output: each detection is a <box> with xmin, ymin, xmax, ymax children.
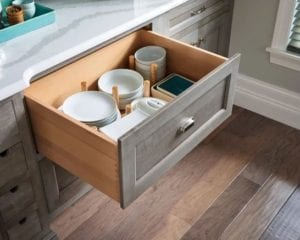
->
<box><xmin>0</xmin><ymin>181</ymin><xmax>34</xmax><ymax>222</ymax></box>
<box><xmin>119</xmin><ymin>54</ymin><xmax>240</xmax><ymax>208</ymax></box>
<box><xmin>136</xmin><ymin>80</ymin><xmax>226</xmax><ymax>180</ymax></box>
<box><xmin>0</xmin><ymin>143</ymin><xmax>27</xmax><ymax>189</ymax></box>
<box><xmin>6</xmin><ymin>210</ymin><xmax>42</xmax><ymax>240</ymax></box>
<box><xmin>0</xmin><ymin>100</ymin><xmax>19</xmax><ymax>153</ymax></box>
<box><xmin>169</xmin><ymin>0</ymin><xmax>222</xmax><ymax>28</ymax></box>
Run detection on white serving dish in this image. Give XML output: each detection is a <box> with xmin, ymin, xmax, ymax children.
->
<box><xmin>98</xmin><ymin>69</ymin><xmax>144</xmax><ymax>99</ymax></box>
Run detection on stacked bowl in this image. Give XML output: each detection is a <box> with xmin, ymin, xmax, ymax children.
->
<box><xmin>98</xmin><ymin>69</ymin><xmax>144</xmax><ymax>110</ymax></box>
<box><xmin>62</xmin><ymin>91</ymin><xmax>120</xmax><ymax>127</ymax></box>
<box><xmin>135</xmin><ymin>46</ymin><xmax>167</xmax><ymax>81</ymax></box>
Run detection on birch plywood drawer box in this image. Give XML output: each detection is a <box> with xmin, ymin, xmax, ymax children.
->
<box><xmin>24</xmin><ymin>30</ymin><xmax>240</xmax><ymax>208</ymax></box>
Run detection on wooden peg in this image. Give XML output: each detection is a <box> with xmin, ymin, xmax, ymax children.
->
<box><xmin>143</xmin><ymin>80</ymin><xmax>150</xmax><ymax>97</ymax></box>
<box><xmin>150</xmin><ymin>63</ymin><xmax>158</xmax><ymax>86</ymax></box>
<box><xmin>125</xmin><ymin>104</ymin><xmax>132</xmax><ymax>115</ymax></box>
<box><xmin>81</xmin><ymin>81</ymin><xmax>87</xmax><ymax>91</ymax></box>
<box><xmin>112</xmin><ymin>85</ymin><xmax>119</xmax><ymax>108</ymax></box>
<box><xmin>129</xmin><ymin>55</ymin><xmax>135</xmax><ymax>70</ymax></box>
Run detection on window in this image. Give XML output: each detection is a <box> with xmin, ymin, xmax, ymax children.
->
<box><xmin>287</xmin><ymin>0</ymin><xmax>300</xmax><ymax>54</ymax></box>
<box><xmin>266</xmin><ymin>0</ymin><xmax>300</xmax><ymax>71</ymax></box>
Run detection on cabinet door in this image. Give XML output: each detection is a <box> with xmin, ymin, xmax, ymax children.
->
<box><xmin>172</xmin><ymin>11</ymin><xmax>231</xmax><ymax>56</ymax></box>
<box><xmin>39</xmin><ymin>158</ymin><xmax>92</xmax><ymax>215</ymax></box>
<box><xmin>197</xmin><ymin>12</ymin><xmax>231</xmax><ymax>56</ymax></box>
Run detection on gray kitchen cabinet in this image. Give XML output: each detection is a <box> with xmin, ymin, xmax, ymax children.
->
<box><xmin>0</xmin><ymin>94</ymin><xmax>55</xmax><ymax>240</ymax></box>
<box><xmin>173</xmin><ymin>11</ymin><xmax>231</xmax><ymax>56</ymax></box>
<box><xmin>39</xmin><ymin>158</ymin><xmax>92</xmax><ymax>217</ymax></box>
<box><xmin>153</xmin><ymin>0</ymin><xmax>233</xmax><ymax>56</ymax></box>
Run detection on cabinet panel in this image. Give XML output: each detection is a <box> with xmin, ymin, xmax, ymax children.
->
<box><xmin>39</xmin><ymin>158</ymin><xmax>92</xmax><ymax>215</ymax></box>
<box><xmin>0</xmin><ymin>181</ymin><xmax>34</xmax><ymax>222</ymax></box>
<box><xmin>0</xmin><ymin>100</ymin><xmax>19</xmax><ymax>153</ymax></box>
<box><xmin>0</xmin><ymin>143</ymin><xmax>27</xmax><ymax>189</ymax></box>
<box><xmin>6</xmin><ymin>210</ymin><xmax>41</xmax><ymax>240</ymax></box>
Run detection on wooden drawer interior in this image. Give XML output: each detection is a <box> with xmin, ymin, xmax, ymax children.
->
<box><xmin>24</xmin><ymin>30</ymin><xmax>227</xmax><ymax>204</ymax></box>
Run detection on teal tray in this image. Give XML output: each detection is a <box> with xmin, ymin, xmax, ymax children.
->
<box><xmin>0</xmin><ymin>3</ymin><xmax>55</xmax><ymax>43</ymax></box>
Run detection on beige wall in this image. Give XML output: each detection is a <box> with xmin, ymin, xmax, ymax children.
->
<box><xmin>229</xmin><ymin>0</ymin><xmax>300</xmax><ymax>92</ymax></box>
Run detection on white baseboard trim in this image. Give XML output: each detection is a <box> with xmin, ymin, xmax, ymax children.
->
<box><xmin>234</xmin><ymin>74</ymin><xmax>300</xmax><ymax>130</ymax></box>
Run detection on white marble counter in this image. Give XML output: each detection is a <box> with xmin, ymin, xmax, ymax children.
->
<box><xmin>0</xmin><ymin>0</ymin><xmax>189</xmax><ymax>101</ymax></box>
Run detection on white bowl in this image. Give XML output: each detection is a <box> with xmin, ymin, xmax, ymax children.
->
<box><xmin>135</xmin><ymin>60</ymin><xmax>166</xmax><ymax>71</ymax></box>
<box><xmin>135</xmin><ymin>46</ymin><xmax>166</xmax><ymax>65</ymax></box>
<box><xmin>136</xmin><ymin>67</ymin><xmax>166</xmax><ymax>81</ymax></box>
<box><xmin>98</xmin><ymin>69</ymin><xmax>144</xmax><ymax>98</ymax></box>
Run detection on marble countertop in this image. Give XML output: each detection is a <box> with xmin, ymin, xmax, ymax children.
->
<box><xmin>0</xmin><ymin>0</ymin><xmax>189</xmax><ymax>101</ymax></box>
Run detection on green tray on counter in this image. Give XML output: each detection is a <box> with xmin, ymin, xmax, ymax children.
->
<box><xmin>0</xmin><ymin>3</ymin><xmax>55</xmax><ymax>43</ymax></box>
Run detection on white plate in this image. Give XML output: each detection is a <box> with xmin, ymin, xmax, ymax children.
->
<box><xmin>62</xmin><ymin>91</ymin><xmax>117</xmax><ymax>122</ymax></box>
<box><xmin>98</xmin><ymin>69</ymin><xmax>144</xmax><ymax>98</ymax></box>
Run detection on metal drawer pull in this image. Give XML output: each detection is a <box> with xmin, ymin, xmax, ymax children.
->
<box><xmin>19</xmin><ymin>217</ymin><xmax>27</xmax><ymax>225</ymax></box>
<box><xmin>0</xmin><ymin>149</ymin><xmax>8</xmax><ymax>158</ymax></box>
<box><xmin>190</xmin><ymin>6</ymin><xmax>207</xmax><ymax>16</ymax></box>
<box><xmin>179</xmin><ymin>117</ymin><xmax>195</xmax><ymax>133</ymax></box>
<box><xmin>10</xmin><ymin>185</ymin><xmax>19</xmax><ymax>193</ymax></box>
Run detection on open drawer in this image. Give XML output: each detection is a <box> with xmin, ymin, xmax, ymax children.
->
<box><xmin>24</xmin><ymin>30</ymin><xmax>240</xmax><ymax>208</ymax></box>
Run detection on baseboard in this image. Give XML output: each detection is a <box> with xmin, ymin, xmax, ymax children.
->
<box><xmin>234</xmin><ymin>74</ymin><xmax>300</xmax><ymax>130</ymax></box>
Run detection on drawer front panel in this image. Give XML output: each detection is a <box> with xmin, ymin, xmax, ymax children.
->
<box><xmin>119</xmin><ymin>54</ymin><xmax>240</xmax><ymax>208</ymax></box>
<box><xmin>169</xmin><ymin>0</ymin><xmax>229</xmax><ymax>36</ymax></box>
<box><xmin>169</xmin><ymin>0</ymin><xmax>221</xmax><ymax>28</ymax></box>
<box><xmin>0</xmin><ymin>181</ymin><xmax>34</xmax><ymax>222</ymax></box>
<box><xmin>7</xmin><ymin>210</ymin><xmax>41</xmax><ymax>240</ymax></box>
<box><xmin>0</xmin><ymin>100</ymin><xmax>19</xmax><ymax>152</ymax></box>
<box><xmin>136</xmin><ymin>80</ymin><xmax>226</xmax><ymax>180</ymax></box>
<box><xmin>0</xmin><ymin>143</ymin><xmax>27</xmax><ymax>188</ymax></box>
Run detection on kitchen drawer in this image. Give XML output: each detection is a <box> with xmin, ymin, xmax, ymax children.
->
<box><xmin>0</xmin><ymin>100</ymin><xmax>20</xmax><ymax>153</ymax></box>
<box><xmin>0</xmin><ymin>181</ymin><xmax>34</xmax><ymax>222</ymax></box>
<box><xmin>0</xmin><ymin>143</ymin><xmax>28</xmax><ymax>189</ymax></box>
<box><xmin>168</xmin><ymin>0</ymin><xmax>229</xmax><ymax>36</ymax></box>
<box><xmin>6</xmin><ymin>210</ymin><xmax>42</xmax><ymax>240</ymax></box>
<box><xmin>24</xmin><ymin>30</ymin><xmax>240</xmax><ymax>208</ymax></box>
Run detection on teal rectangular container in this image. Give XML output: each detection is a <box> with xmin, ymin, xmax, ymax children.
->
<box><xmin>0</xmin><ymin>3</ymin><xmax>55</xmax><ymax>43</ymax></box>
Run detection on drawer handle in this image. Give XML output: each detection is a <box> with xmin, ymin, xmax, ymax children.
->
<box><xmin>190</xmin><ymin>6</ymin><xmax>207</xmax><ymax>16</ymax></box>
<box><xmin>198</xmin><ymin>37</ymin><xmax>206</xmax><ymax>46</ymax></box>
<box><xmin>0</xmin><ymin>149</ymin><xmax>8</xmax><ymax>158</ymax></box>
<box><xmin>19</xmin><ymin>217</ymin><xmax>27</xmax><ymax>225</ymax></box>
<box><xmin>179</xmin><ymin>117</ymin><xmax>195</xmax><ymax>133</ymax></box>
<box><xmin>10</xmin><ymin>185</ymin><xmax>19</xmax><ymax>193</ymax></box>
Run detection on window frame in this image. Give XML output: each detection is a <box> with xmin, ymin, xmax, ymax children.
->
<box><xmin>266</xmin><ymin>0</ymin><xmax>300</xmax><ymax>71</ymax></box>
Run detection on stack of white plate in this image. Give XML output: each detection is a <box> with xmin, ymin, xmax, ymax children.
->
<box><xmin>135</xmin><ymin>46</ymin><xmax>167</xmax><ymax>81</ymax></box>
<box><xmin>62</xmin><ymin>91</ymin><xmax>120</xmax><ymax>127</ymax></box>
<box><xmin>98</xmin><ymin>69</ymin><xmax>144</xmax><ymax>110</ymax></box>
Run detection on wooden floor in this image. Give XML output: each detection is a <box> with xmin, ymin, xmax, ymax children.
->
<box><xmin>50</xmin><ymin>109</ymin><xmax>300</xmax><ymax>240</ymax></box>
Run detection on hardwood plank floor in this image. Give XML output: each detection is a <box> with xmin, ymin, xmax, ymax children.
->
<box><xmin>50</xmin><ymin>109</ymin><xmax>300</xmax><ymax>240</ymax></box>
<box><xmin>260</xmin><ymin>186</ymin><xmax>300</xmax><ymax>240</ymax></box>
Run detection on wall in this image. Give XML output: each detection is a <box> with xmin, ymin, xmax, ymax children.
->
<box><xmin>229</xmin><ymin>0</ymin><xmax>300</xmax><ymax>92</ymax></box>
